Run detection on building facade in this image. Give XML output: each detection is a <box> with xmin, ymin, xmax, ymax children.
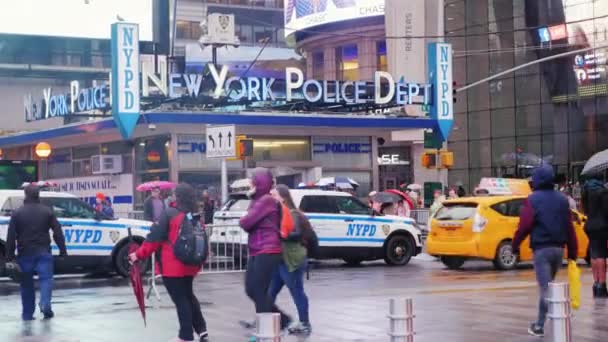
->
<box><xmin>446</xmin><ymin>0</ymin><xmax>608</xmax><ymax>191</ymax></box>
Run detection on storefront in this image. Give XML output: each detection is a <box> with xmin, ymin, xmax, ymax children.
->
<box><xmin>0</xmin><ymin>112</ymin><xmax>430</xmax><ymax>215</ymax></box>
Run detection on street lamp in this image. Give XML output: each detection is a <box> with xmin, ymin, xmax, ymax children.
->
<box><xmin>35</xmin><ymin>142</ymin><xmax>52</xmax><ymax>158</ymax></box>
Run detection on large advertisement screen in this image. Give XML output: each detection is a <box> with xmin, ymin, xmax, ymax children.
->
<box><xmin>0</xmin><ymin>0</ymin><xmax>154</xmax><ymax>41</ymax></box>
<box><xmin>284</xmin><ymin>0</ymin><xmax>385</xmax><ymax>36</ymax></box>
<box><xmin>0</xmin><ymin>161</ymin><xmax>38</xmax><ymax>190</ymax></box>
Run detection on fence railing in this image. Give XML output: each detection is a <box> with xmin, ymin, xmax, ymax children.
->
<box><xmin>410</xmin><ymin>209</ymin><xmax>430</xmax><ymax>227</ymax></box>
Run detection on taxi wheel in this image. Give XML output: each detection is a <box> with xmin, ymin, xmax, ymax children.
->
<box><xmin>384</xmin><ymin>235</ymin><xmax>415</xmax><ymax>266</ymax></box>
<box><xmin>441</xmin><ymin>256</ymin><xmax>466</xmax><ymax>270</ymax></box>
<box><xmin>114</xmin><ymin>241</ymin><xmax>149</xmax><ymax>278</ymax></box>
<box><xmin>493</xmin><ymin>241</ymin><xmax>518</xmax><ymax>270</ymax></box>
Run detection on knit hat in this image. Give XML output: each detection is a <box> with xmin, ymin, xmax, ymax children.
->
<box><xmin>96</xmin><ymin>193</ymin><xmax>106</xmax><ymax>201</ymax></box>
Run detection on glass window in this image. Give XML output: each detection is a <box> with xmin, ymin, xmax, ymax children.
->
<box><xmin>515</xmin><ymin>74</ymin><xmax>541</xmax><ymax>106</ymax></box>
<box><xmin>468</xmin><ymin>111</ymin><xmax>491</xmax><ymax>140</ymax></box>
<box><xmin>491</xmin><ymin>199</ymin><xmax>524</xmax><ymax>217</ymax></box>
<box><xmin>101</xmin><ymin>142</ymin><xmax>132</xmax><ymax>155</ymax></box>
<box><xmin>469</xmin><ymin>140</ymin><xmax>492</xmax><ymax>168</ymax></box>
<box><xmin>542</xmin><ymin>103</ymin><xmax>568</xmax><ymax>134</ymax></box>
<box><xmin>448</xmin><ymin>141</ymin><xmax>469</xmax><ymax>169</ymax></box>
<box><xmin>136</xmin><ymin>136</ymin><xmax>171</xmax><ymax>171</ymax></box>
<box><xmin>451</xmin><ymin>112</ymin><xmax>468</xmax><ymax>141</ymax></box>
<box><xmin>336</xmin><ymin>44</ymin><xmax>359</xmax><ymax>81</ymax></box>
<box><xmin>73</xmin><ymin>146</ymin><xmax>99</xmax><ymax>159</ymax></box>
<box><xmin>1</xmin><ymin>196</ymin><xmax>24</xmax><ymax>215</ymax></box>
<box><xmin>312</xmin><ymin>51</ymin><xmax>324</xmax><ymax>80</ymax></box>
<box><xmin>299</xmin><ymin>196</ymin><xmax>338</xmax><ymax>214</ymax></box>
<box><xmin>516</xmin><ymin>105</ymin><xmax>541</xmax><ymax>136</ymax></box>
<box><xmin>253</xmin><ymin>137</ymin><xmax>310</xmax><ymax>162</ymax></box>
<box><xmin>490</xmin><ymin>78</ymin><xmax>514</xmax><ymax>109</ymax></box>
<box><xmin>376</xmin><ymin>41</ymin><xmax>387</xmax><ymax>72</ymax></box>
<box><xmin>253</xmin><ymin>25</ymin><xmax>274</xmax><ymax>44</ymax></box>
<box><xmin>73</xmin><ymin>159</ymin><xmax>92</xmax><ymax>177</ymax></box>
<box><xmin>48</xmin><ymin>148</ymin><xmax>72</xmax><ymax>179</ymax></box>
<box><xmin>435</xmin><ymin>203</ymin><xmax>478</xmax><ymax>221</ymax></box>
<box><xmin>335</xmin><ymin>196</ymin><xmax>370</xmax><ymax>215</ymax></box>
<box><xmin>570</xmin><ymin>131</ymin><xmax>597</xmax><ymax>163</ymax></box>
<box><xmin>448</xmin><ymin>169</ymin><xmax>470</xmax><ymax>194</ymax></box>
<box><xmin>492</xmin><ymin>137</ymin><xmax>516</xmax><ymax>167</ymax></box>
<box><xmin>41</xmin><ymin>197</ymin><xmax>96</xmax><ymax>219</ymax></box>
<box><xmin>491</xmin><ymin>108</ymin><xmax>515</xmax><ymax>138</ymax></box>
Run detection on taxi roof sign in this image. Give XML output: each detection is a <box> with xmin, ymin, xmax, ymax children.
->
<box><xmin>477</xmin><ymin>178</ymin><xmax>531</xmax><ymax>196</ymax></box>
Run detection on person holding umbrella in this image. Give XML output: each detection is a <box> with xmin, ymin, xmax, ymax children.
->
<box><xmin>143</xmin><ymin>186</ymin><xmax>165</xmax><ymax>224</ymax></box>
<box><xmin>129</xmin><ymin>184</ymin><xmax>208</xmax><ymax>342</ymax></box>
<box><xmin>581</xmin><ymin>176</ymin><xmax>608</xmax><ymax>297</ymax></box>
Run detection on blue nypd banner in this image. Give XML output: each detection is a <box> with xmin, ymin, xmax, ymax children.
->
<box><xmin>111</xmin><ymin>22</ymin><xmax>141</xmax><ymax>139</ymax></box>
<box><xmin>427</xmin><ymin>42</ymin><xmax>454</xmax><ymax>142</ymax></box>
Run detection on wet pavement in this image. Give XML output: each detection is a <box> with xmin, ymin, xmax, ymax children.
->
<box><xmin>1</xmin><ymin>257</ymin><xmax>607</xmax><ymax>341</ymax></box>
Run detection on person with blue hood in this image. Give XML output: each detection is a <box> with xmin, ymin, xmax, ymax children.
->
<box><xmin>239</xmin><ymin>168</ymin><xmax>291</xmax><ymax>330</ymax></box>
<box><xmin>581</xmin><ymin>176</ymin><xmax>608</xmax><ymax>297</ymax></box>
<box><xmin>512</xmin><ymin>164</ymin><xmax>578</xmax><ymax>337</ymax></box>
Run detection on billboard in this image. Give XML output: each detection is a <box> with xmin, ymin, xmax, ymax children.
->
<box><xmin>0</xmin><ymin>0</ymin><xmax>153</xmax><ymax>41</ymax></box>
<box><xmin>284</xmin><ymin>0</ymin><xmax>385</xmax><ymax>36</ymax></box>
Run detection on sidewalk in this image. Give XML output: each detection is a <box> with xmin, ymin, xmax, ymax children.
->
<box><xmin>0</xmin><ymin>260</ymin><xmax>606</xmax><ymax>341</ymax></box>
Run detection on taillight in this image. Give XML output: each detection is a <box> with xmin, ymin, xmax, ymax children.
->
<box><xmin>472</xmin><ymin>212</ymin><xmax>487</xmax><ymax>232</ymax></box>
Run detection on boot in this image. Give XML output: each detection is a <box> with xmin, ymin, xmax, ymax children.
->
<box><xmin>598</xmin><ymin>283</ymin><xmax>608</xmax><ymax>298</ymax></box>
<box><xmin>593</xmin><ymin>283</ymin><xmax>600</xmax><ymax>298</ymax></box>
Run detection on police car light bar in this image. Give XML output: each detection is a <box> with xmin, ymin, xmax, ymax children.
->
<box><xmin>21</xmin><ymin>181</ymin><xmax>60</xmax><ymax>191</ymax></box>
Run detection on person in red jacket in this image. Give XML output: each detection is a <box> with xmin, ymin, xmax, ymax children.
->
<box><xmin>129</xmin><ymin>183</ymin><xmax>208</xmax><ymax>342</ymax></box>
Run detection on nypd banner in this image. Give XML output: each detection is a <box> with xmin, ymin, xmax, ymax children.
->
<box><xmin>111</xmin><ymin>22</ymin><xmax>140</xmax><ymax>139</ymax></box>
<box><xmin>427</xmin><ymin>42</ymin><xmax>454</xmax><ymax>142</ymax></box>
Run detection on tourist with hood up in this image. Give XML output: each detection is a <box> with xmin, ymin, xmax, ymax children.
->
<box><xmin>94</xmin><ymin>193</ymin><xmax>114</xmax><ymax>218</ymax></box>
<box><xmin>512</xmin><ymin>164</ymin><xmax>577</xmax><ymax>337</ymax></box>
<box><xmin>239</xmin><ymin>168</ymin><xmax>291</xmax><ymax>330</ymax></box>
<box><xmin>581</xmin><ymin>177</ymin><xmax>608</xmax><ymax>297</ymax></box>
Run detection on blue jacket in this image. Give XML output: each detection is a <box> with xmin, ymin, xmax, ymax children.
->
<box><xmin>513</xmin><ymin>165</ymin><xmax>577</xmax><ymax>259</ymax></box>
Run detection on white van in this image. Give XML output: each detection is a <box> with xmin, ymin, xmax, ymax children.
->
<box><xmin>0</xmin><ymin>190</ymin><xmax>151</xmax><ymax>277</ymax></box>
<box><xmin>212</xmin><ymin>189</ymin><xmax>423</xmax><ymax>266</ymax></box>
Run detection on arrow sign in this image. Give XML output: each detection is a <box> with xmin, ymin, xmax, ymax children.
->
<box><xmin>206</xmin><ymin>125</ymin><xmax>236</xmax><ymax>159</ymax></box>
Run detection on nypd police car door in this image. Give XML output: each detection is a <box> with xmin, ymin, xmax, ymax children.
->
<box><xmin>41</xmin><ymin>197</ymin><xmax>117</xmax><ymax>256</ymax></box>
<box><xmin>333</xmin><ymin>196</ymin><xmax>382</xmax><ymax>247</ymax></box>
<box><xmin>299</xmin><ymin>195</ymin><xmax>342</xmax><ymax>246</ymax></box>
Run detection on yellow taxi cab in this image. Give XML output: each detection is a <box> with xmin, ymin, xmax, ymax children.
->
<box><xmin>426</xmin><ymin>180</ymin><xmax>589</xmax><ymax>270</ymax></box>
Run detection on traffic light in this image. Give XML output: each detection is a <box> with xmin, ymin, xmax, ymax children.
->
<box><xmin>440</xmin><ymin>151</ymin><xmax>454</xmax><ymax>169</ymax></box>
<box><xmin>453</xmin><ymin>81</ymin><xmax>457</xmax><ymax>104</ymax></box>
<box><xmin>238</xmin><ymin>138</ymin><xmax>253</xmax><ymax>158</ymax></box>
<box><xmin>421</xmin><ymin>150</ymin><xmax>437</xmax><ymax>169</ymax></box>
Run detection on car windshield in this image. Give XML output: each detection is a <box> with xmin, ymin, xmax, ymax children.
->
<box><xmin>41</xmin><ymin>197</ymin><xmax>97</xmax><ymax>219</ymax></box>
<box><xmin>221</xmin><ymin>195</ymin><xmax>250</xmax><ymax>212</ymax></box>
<box><xmin>435</xmin><ymin>203</ymin><xmax>478</xmax><ymax>221</ymax></box>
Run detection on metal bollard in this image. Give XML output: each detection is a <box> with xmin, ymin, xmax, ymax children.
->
<box><xmin>388</xmin><ymin>298</ymin><xmax>415</xmax><ymax>342</ymax></box>
<box><xmin>253</xmin><ymin>313</ymin><xmax>281</xmax><ymax>342</ymax></box>
<box><xmin>547</xmin><ymin>282</ymin><xmax>572</xmax><ymax>342</ymax></box>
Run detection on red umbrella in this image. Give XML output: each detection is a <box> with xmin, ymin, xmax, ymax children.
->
<box><xmin>129</xmin><ymin>242</ymin><xmax>147</xmax><ymax>326</ymax></box>
<box><xmin>386</xmin><ymin>189</ymin><xmax>414</xmax><ymax>210</ymax></box>
<box><xmin>136</xmin><ymin>181</ymin><xmax>176</xmax><ymax>192</ymax></box>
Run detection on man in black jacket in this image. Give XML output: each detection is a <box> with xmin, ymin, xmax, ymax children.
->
<box><xmin>6</xmin><ymin>185</ymin><xmax>67</xmax><ymax>321</ymax></box>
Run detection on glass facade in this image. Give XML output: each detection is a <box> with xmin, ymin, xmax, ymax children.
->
<box><xmin>446</xmin><ymin>0</ymin><xmax>608</xmax><ymax>191</ymax></box>
<box><xmin>336</xmin><ymin>44</ymin><xmax>359</xmax><ymax>81</ymax></box>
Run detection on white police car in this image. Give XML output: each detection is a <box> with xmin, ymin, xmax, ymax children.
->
<box><xmin>0</xmin><ymin>190</ymin><xmax>151</xmax><ymax>277</ymax></box>
<box><xmin>212</xmin><ymin>189</ymin><xmax>423</xmax><ymax>266</ymax></box>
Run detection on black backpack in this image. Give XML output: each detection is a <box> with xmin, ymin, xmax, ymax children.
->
<box><xmin>173</xmin><ymin>212</ymin><xmax>209</xmax><ymax>266</ymax></box>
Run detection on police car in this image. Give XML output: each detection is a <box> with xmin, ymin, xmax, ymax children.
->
<box><xmin>212</xmin><ymin>189</ymin><xmax>423</xmax><ymax>266</ymax></box>
<box><xmin>0</xmin><ymin>190</ymin><xmax>151</xmax><ymax>277</ymax></box>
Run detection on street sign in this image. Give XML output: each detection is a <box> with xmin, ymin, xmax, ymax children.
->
<box><xmin>427</xmin><ymin>42</ymin><xmax>454</xmax><ymax>142</ymax></box>
<box><xmin>206</xmin><ymin>125</ymin><xmax>236</xmax><ymax>158</ymax></box>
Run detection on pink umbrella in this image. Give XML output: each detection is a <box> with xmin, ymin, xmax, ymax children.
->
<box><xmin>136</xmin><ymin>181</ymin><xmax>176</xmax><ymax>192</ymax></box>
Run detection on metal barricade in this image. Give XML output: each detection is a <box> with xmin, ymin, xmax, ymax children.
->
<box><xmin>128</xmin><ymin>211</ymin><xmax>145</xmax><ymax>220</ymax></box>
<box><xmin>204</xmin><ymin>224</ymin><xmax>248</xmax><ymax>273</ymax></box>
<box><xmin>410</xmin><ymin>209</ymin><xmax>429</xmax><ymax>227</ymax></box>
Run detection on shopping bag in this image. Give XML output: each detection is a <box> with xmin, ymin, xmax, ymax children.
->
<box><xmin>568</xmin><ymin>260</ymin><xmax>581</xmax><ymax>310</ymax></box>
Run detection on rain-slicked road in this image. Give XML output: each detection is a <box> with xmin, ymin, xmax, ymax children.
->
<box><xmin>1</xmin><ymin>257</ymin><xmax>607</xmax><ymax>342</ymax></box>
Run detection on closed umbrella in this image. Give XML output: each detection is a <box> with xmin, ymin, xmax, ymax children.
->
<box><xmin>127</xmin><ymin>228</ymin><xmax>147</xmax><ymax>326</ymax></box>
<box><xmin>582</xmin><ymin>149</ymin><xmax>608</xmax><ymax>175</ymax></box>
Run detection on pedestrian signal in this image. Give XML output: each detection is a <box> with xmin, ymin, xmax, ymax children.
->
<box><xmin>238</xmin><ymin>138</ymin><xmax>254</xmax><ymax>158</ymax></box>
<box><xmin>421</xmin><ymin>151</ymin><xmax>437</xmax><ymax>169</ymax></box>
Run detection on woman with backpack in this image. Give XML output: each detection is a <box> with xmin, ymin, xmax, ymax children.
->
<box><xmin>269</xmin><ymin>184</ymin><xmax>313</xmax><ymax>335</ymax></box>
<box><xmin>129</xmin><ymin>183</ymin><xmax>208</xmax><ymax>342</ymax></box>
<box><xmin>239</xmin><ymin>168</ymin><xmax>291</xmax><ymax>330</ymax></box>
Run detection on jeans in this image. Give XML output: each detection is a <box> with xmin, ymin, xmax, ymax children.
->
<box><xmin>17</xmin><ymin>253</ymin><xmax>54</xmax><ymax>320</ymax></box>
<box><xmin>269</xmin><ymin>260</ymin><xmax>309</xmax><ymax>324</ymax></box>
<box><xmin>533</xmin><ymin>247</ymin><xmax>564</xmax><ymax>327</ymax></box>
<box><xmin>163</xmin><ymin>276</ymin><xmax>207</xmax><ymax>341</ymax></box>
<box><xmin>245</xmin><ymin>254</ymin><xmax>290</xmax><ymax>327</ymax></box>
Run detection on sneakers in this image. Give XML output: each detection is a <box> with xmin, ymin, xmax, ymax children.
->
<box><xmin>198</xmin><ymin>331</ymin><xmax>209</xmax><ymax>342</ymax></box>
<box><xmin>528</xmin><ymin>323</ymin><xmax>544</xmax><ymax>337</ymax></box>
<box><xmin>288</xmin><ymin>322</ymin><xmax>312</xmax><ymax>336</ymax></box>
<box><xmin>168</xmin><ymin>339</ymin><xmax>193</xmax><ymax>342</ymax></box>
<box><xmin>42</xmin><ymin>310</ymin><xmax>54</xmax><ymax>320</ymax></box>
<box><xmin>239</xmin><ymin>320</ymin><xmax>256</xmax><ymax>330</ymax></box>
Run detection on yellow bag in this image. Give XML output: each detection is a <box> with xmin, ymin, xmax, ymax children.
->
<box><xmin>568</xmin><ymin>260</ymin><xmax>581</xmax><ymax>310</ymax></box>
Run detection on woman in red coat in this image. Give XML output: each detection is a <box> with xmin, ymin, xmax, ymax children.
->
<box><xmin>129</xmin><ymin>184</ymin><xmax>208</xmax><ymax>342</ymax></box>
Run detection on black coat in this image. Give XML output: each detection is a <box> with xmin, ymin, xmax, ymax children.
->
<box><xmin>582</xmin><ymin>181</ymin><xmax>608</xmax><ymax>239</ymax></box>
<box><xmin>143</xmin><ymin>196</ymin><xmax>166</xmax><ymax>222</ymax></box>
<box><xmin>6</xmin><ymin>200</ymin><xmax>66</xmax><ymax>259</ymax></box>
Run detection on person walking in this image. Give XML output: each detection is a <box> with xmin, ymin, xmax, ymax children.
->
<box><xmin>269</xmin><ymin>185</ymin><xmax>311</xmax><ymax>335</ymax></box>
<box><xmin>144</xmin><ymin>186</ymin><xmax>165</xmax><ymax>224</ymax></box>
<box><xmin>129</xmin><ymin>184</ymin><xmax>208</xmax><ymax>342</ymax></box>
<box><xmin>201</xmin><ymin>190</ymin><xmax>215</xmax><ymax>225</ymax></box>
<box><xmin>5</xmin><ymin>184</ymin><xmax>67</xmax><ymax>321</ymax></box>
<box><xmin>239</xmin><ymin>168</ymin><xmax>291</xmax><ymax>330</ymax></box>
<box><xmin>512</xmin><ymin>164</ymin><xmax>578</xmax><ymax>337</ymax></box>
<box><xmin>581</xmin><ymin>177</ymin><xmax>608</xmax><ymax>297</ymax></box>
